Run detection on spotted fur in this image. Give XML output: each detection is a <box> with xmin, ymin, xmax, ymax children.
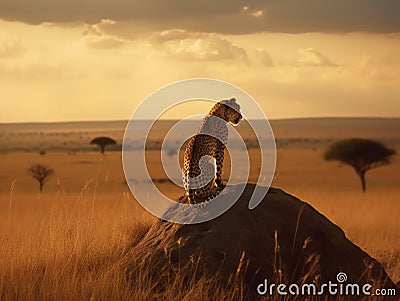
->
<box><xmin>182</xmin><ymin>98</ymin><xmax>242</xmax><ymax>203</ymax></box>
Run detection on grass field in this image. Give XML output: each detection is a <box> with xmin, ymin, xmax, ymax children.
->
<box><xmin>0</xmin><ymin>119</ymin><xmax>399</xmax><ymax>300</ymax></box>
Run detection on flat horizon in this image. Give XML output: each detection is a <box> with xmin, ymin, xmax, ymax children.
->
<box><xmin>2</xmin><ymin>115</ymin><xmax>400</xmax><ymax>126</ymax></box>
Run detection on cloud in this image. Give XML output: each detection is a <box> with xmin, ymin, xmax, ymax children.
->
<box><xmin>0</xmin><ymin>0</ymin><xmax>399</xmax><ymax>34</ymax></box>
<box><xmin>81</xmin><ymin>19</ymin><xmax>126</xmax><ymax>49</ymax></box>
<box><xmin>242</xmin><ymin>6</ymin><xmax>264</xmax><ymax>18</ymax></box>
<box><xmin>149</xmin><ymin>29</ymin><xmax>248</xmax><ymax>62</ymax></box>
<box><xmin>83</xmin><ymin>35</ymin><xmax>125</xmax><ymax>49</ymax></box>
<box><xmin>297</xmin><ymin>48</ymin><xmax>337</xmax><ymax>67</ymax></box>
<box><xmin>250</xmin><ymin>10</ymin><xmax>264</xmax><ymax>18</ymax></box>
<box><xmin>150</xmin><ymin>29</ymin><xmax>205</xmax><ymax>44</ymax></box>
<box><xmin>255</xmin><ymin>48</ymin><xmax>274</xmax><ymax>67</ymax></box>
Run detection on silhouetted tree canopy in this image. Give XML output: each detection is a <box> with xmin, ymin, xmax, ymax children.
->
<box><xmin>324</xmin><ymin>138</ymin><xmax>396</xmax><ymax>192</ymax></box>
<box><xmin>90</xmin><ymin>136</ymin><xmax>116</xmax><ymax>154</ymax></box>
<box><xmin>27</xmin><ymin>164</ymin><xmax>54</xmax><ymax>192</ymax></box>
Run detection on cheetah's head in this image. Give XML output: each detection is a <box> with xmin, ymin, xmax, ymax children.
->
<box><xmin>221</xmin><ymin>98</ymin><xmax>242</xmax><ymax>126</ymax></box>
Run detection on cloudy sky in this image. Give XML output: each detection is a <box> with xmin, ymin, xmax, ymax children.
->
<box><xmin>0</xmin><ymin>0</ymin><xmax>399</xmax><ymax>122</ymax></box>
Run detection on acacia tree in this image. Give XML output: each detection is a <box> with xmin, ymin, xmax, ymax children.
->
<box><xmin>90</xmin><ymin>136</ymin><xmax>116</xmax><ymax>154</ymax></box>
<box><xmin>28</xmin><ymin>164</ymin><xmax>54</xmax><ymax>192</ymax></box>
<box><xmin>324</xmin><ymin>138</ymin><xmax>396</xmax><ymax>192</ymax></box>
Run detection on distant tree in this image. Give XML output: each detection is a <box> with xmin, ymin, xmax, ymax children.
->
<box><xmin>90</xmin><ymin>137</ymin><xmax>116</xmax><ymax>154</ymax></box>
<box><xmin>324</xmin><ymin>138</ymin><xmax>396</xmax><ymax>192</ymax></box>
<box><xmin>28</xmin><ymin>164</ymin><xmax>54</xmax><ymax>192</ymax></box>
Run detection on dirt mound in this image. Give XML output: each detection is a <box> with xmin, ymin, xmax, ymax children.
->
<box><xmin>121</xmin><ymin>184</ymin><xmax>397</xmax><ymax>299</ymax></box>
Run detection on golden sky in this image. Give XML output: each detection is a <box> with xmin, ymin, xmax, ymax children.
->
<box><xmin>0</xmin><ymin>1</ymin><xmax>399</xmax><ymax>122</ymax></box>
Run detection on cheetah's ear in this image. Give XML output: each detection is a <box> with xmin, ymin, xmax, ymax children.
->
<box><xmin>222</xmin><ymin>97</ymin><xmax>236</xmax><ymax>105</ymax></box>
<box><xmin>220</xmin><ymin>97</ymin><xmax>236</xmax><ymax>106</ymax></box>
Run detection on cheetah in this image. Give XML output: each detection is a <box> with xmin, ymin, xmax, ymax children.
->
<box><xmin>182</xmin><ymin>98</ymin><xmax>242</xmax><ymax>203</ymax></box>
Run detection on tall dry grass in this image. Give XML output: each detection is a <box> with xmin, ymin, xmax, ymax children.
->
<box><xmin>1</xmin><ymin>188</ymin><xmax>140</xmax><ymax>300</ymax></box>
<box><xmin>292</xmin><ymin>189</ymin><xmax>400</xmax><ymax>283</ymax></box>
<box><xmin>0</xmin><ymin>186</ymin><xmax>247</xmax><ymax>300</ymax></box>
<box><xmin>0</xmin><ymin>185</ymin><xmax>399</xmax><ymax>300</ymax></box>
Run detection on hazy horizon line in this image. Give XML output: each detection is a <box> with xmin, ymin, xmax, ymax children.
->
<box><xmin>1</xmin><ymin>116</ymin><xmax>400</xmax><ymax>126</ymax></box>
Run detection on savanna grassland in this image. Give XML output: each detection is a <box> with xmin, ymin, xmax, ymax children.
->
<box><xmin>0</xmin><ymin>118</ymin><xmax>399</xmax><ymax>300</ymax></box>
